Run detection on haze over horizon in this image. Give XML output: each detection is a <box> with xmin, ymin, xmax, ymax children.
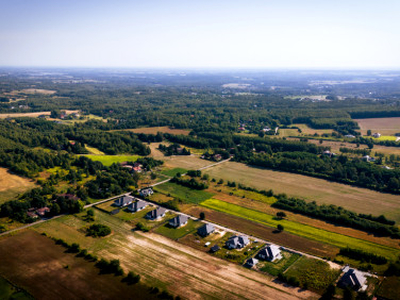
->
<box><xmin>1</xmin><ymin>0</ymin><xmax>399</xmax><ymax>69</ymax></box>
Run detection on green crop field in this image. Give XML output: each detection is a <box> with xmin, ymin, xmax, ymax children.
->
<box><xmin>161</xmin><ymin>168</ymin><xmax>188</xmax><ymax>177</ymax></box>
<box><xmin>154</xmin><ymin>182</ymin><xmax>214</xmax><ymax>204</ymax></box>
<box><xmin>0</xmin><ymin>276</ymin><xmax>32</xmax><ymax>300</ymax></box>
<box><xmin>83</xmin><ymin>155</ymin><xmax>141</xmax><ymax>166</ymax></box>
<box><xmin>154</xmin><ymin>219</ymin><xmax>201</xmax><ymax>240</ymax></box>
<box><xmin>200</xmin><ymin>199</ymin><xmax>399</xmax><ymax>261</ymax></box>
<box><xmin>284</xmin><ymin>257</ymin><xmax>340</xmax><ymax>293</ymax></box>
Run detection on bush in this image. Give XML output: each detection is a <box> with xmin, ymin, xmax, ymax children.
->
<box><xmin>86</xmin><ymin>223</ymin><xmax>112</xmax><ymax>237</ymax></box>
<box><xmin>125</xmin><ymin>271</ymin><xmax>141</xmax><ymax>284</ymax></box>
<box><xmin>136</xmin><ymin>222</ymin><xmax>149</xmax><ymax>232</ymax></box>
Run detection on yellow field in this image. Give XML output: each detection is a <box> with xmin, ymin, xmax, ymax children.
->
<box><xmin>0</xmin><ymin>110</ymin><xmax>79</xmax><ymax>119</ymax></box>
<box><xmin>0</xmin><ymin>168</ymin><xmax>36</xmax><ymax>204</ymax></box>
<box><xmin>355</xmin><ymin>117</ymin><xmax>400</xmax><ymax>136</ymax></box>
<box><xmin>203</xmin><ymin>162</ymin><xmax>400</xmax><ymax>223</ymax></box>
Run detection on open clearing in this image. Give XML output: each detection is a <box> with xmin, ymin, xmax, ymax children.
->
<box><xmin>0</xmin><ymin>168</ymin><xmax>36</xmax><ymax>204</ymax></box>
<box><xmin>203</xmin><ymin>161</ymin><xmax>400</xmax><ymax>223</ymax></box>
<box><xmin>6</xmin><ymin>88</ymin><xmax>57</xmax><ymax>95</ymax></box>
<box><xmin>355</xmin><ymin>117</ymin><xmax>400</xmax><ymax>136</ymax></box>
<box><xmin>32</xmin><ymin>210</ymin><xmax>318</xmax><ymax>299</ymax></box>
<box><xmin>0</xmin><ymin>110</ymin><xmax>79</xmax><ymax>119</ymax></box>
<box><xmin>0</xmin><ymin>230</ymin><xmax>156</xmax><ymax>300</ymax></box>
<box><xmin>82</xmin><ymin>154</ymin><xmax>141</xmax><ymax>166</ymax></box>
<box><xmin>118</xmin><ymin>126</ymin><xmax>191</xmax><ymax>135</ymax></box>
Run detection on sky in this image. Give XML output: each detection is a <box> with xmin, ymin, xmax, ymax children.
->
<box><xmin>0</xmin><ymin>0</ymin><xmax>399</xmax><ymax>69</ymax></box>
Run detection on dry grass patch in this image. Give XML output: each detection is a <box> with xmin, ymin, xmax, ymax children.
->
<box><xmin>0</xmin><ymin>168</ymin><xmax>36</xmax><ymax>204</ymax></box>
<box><xmin>355</xmin><ymin>117</ymin><xmax>400</xmax><ymax>135</ymax></box>
<box><xmin>119</xmin><ymin>126</ymin><xmax>191</xmax><ymax>136</ymax></box>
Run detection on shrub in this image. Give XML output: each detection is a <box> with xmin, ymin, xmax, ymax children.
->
<box><xmin>86</xmin><ymin>223</ymin><xmax>112</xmax><ymax>237</ymax></box>
<box><xmin>136</xmin><ymin>222</ymin><xmax>149</xmax><ymax>232</ymax></box>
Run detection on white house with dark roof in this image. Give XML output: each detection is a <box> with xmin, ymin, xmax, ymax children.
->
<box><xmin>127</xmin><ymin>200</ymin><xmax>147</xmax><ymax>213</ymax></box>
<box><xmin>257</xmin><ymin>245</ymin><xmax>282</xmax><ymax>262</ymax></box>
<box><xmin>114</xmin><ymin>195</ymin><xmax>134</xmax><ymax>207</ymax></box>
<box><xmin>146</xmin><ymin>207</ymin><xmax>167</xmax><ymax>220</ymax></box>
<box><xmin>169</xmin><ymin>215</ymin><xmax>188</xmax><ymax>228</ymax></box>
<box><xmin>226</xmin><ymin>235</ymin><xmax>250</xmax><ymax>249</ymax></box>
<box><xmin>339</xmin><ymin>267</ymin><xmax>368</xmax><ymax>291</ymax></box>
<box><xmin>197</xmin><ymin>223</ymin><xmax>215</xmax><ymax>237</ymax></box>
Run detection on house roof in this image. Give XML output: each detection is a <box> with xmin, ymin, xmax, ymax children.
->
<box><xmin>210</xmin><ymin>245</ymin><xmax>220</xmax><ymax>252</ymax></box>
<box><xmin>114</xmin><ymin>195</ymin><xmax>134</xmax><ymax>206</ymax></box>
<box><xmin>259</xmin><ymin>245</ymin><xmax>281</xmax><ymax>259</ymax></box>
<box><xmin>341</xmin><ymin>269</ymin><xmax>367</xmax><ymax>289</ymax></box>
<box><xmin>128</xmin><ymin>200</ymin><xmax>147</xmax><ymax>211</ymax></box>
<box><xmin>246</xmin><ymin>258</ymin><xmax>259</xmax><ymax>266</ymax></box>
<box><xmin>170</xmin><ymin>215</ymin><xmax>188</xmax><ymax>226</ymax></box>
<box><xmin>147</xmin><ymin>207</ymin><xmax>167</xmax><ymax>219</ymax></box>
<box><xmin>198</xmin><ymin>224</ymin><xmax>215</xmax><ymax>236</ymax></box>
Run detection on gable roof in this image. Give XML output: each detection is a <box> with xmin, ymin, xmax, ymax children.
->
<box><xmin>198</xmin><ymin>224</ymin><xmax>215</xmax><ymax>236</ymax></box>
<box><xmin>146</xmin><ymin>207</ymin><xmax>167</xmax><ymax>219</ymax></box>
<box><xmin>128</xmin><ymin>200</ymin><xmax>147</xmax><ymax>212</ymax></box>
<box><xmin>246</xmin><ymin>258</ymin><xmax>259</xmax><ymax>266</ymax></box>
<box><xmin>341</xmin><ymin>269</ymin><xmax>367</xmax><ymax>289</ymax></box>
<box><xmin>259</xmin><ymin>245</ymin><xmax>281</xmax><ymax>259</ymax></box>
<box><xmin>169</xmin><ymin>215</ymin><xmax>188</xmax><ymax>226</ymax></box>
<box><xmin>226</xmin><ymin>235</ymin><xmax>249</xmax><ymax>248</ymax></box>
<box><xmin>114</xmin><ymin>195</ymin><xmax>134</xmax><ymax>206</ymax></box>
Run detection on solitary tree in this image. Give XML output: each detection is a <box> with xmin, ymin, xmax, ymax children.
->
<box><xmin>277</xmin><ymin>224</ymin><xmax>284</xmax><ymax>232</ymax></box>
<box><xmin>276</xmin><ymin>212</ymin><xmax>287</xmax><ymax>219</ymax></box>
<box><xmin>200</xmin><ymin>212</ymin><xmax>205</xmax><ymax>220</ymax></box>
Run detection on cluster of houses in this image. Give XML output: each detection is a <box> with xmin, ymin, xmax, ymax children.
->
<box><xmin>26</xmin><ymin>207</ymin><xmax>50</xmax><ymax>219</ymax></box>
<box><xmin>121</xmin><ymin>162</ymin><xmax>143</xmax><ymax>173</ymax></box>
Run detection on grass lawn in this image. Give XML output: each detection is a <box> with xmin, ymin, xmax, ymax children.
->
<box><xmin>376</xmin><ymin>276</ymin><xmax>400</xmax><ymax>300</ymax></box>
<box><xmin>83</xmin><ymin>155</ymin><xmax>141</xmax><ymax>166</ymax></box>
<box><xmin>200</xmin><ymin>199</ymin><xmax>399</xmax><ymax>261</ymax></box>
<box><xmin>258</xmin><ymin>251</ymin><xmax>301</xmax><ymax>276</ymax></box>
<box><xmin>161</xmin><ymin>168</ymin><xmax>188</xmax><ymax>177</ymax></box>
<box><xmin>85</xmin><ymin>145</ymin><xmax>105</xmax><ymax>155</ymax></box>
<box><xmin>154</xmin><ymin>182</ymin><xmax>214</xmax><ymax>204</ymax></box>
<box><xmin>375</xmin><ymin>135</ymin><xmax>398</xmax><ymax>141</ymax></box>
<box><xmin>0</xmin><ymin>275</ymin><xmax>33</xmax><ymax>300</ymax></box>
<box><xmin>284</xmin><ymin>256</ymin><xmax>341</xmax><ymax>293</ymax></box>
<box><xmin>154</xmin><ymin>219</ymin><xmax>202</xmax><ymax>240</ymax></box>
<box><xmin>0</xmin><ymin>168</ymin><xmax>36</xmax><ymax>204</ymax></box>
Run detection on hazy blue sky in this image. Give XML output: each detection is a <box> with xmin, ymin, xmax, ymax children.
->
<box><xmin>0</xmin><ymin>0</ymin><xmax>399</xmax><ymax>68</ymax></box>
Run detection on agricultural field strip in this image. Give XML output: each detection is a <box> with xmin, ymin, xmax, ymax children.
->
<box><xmin>200</xmin><ymin>199</ymin><xmax>398</xmax><ymax>261</ymax></box>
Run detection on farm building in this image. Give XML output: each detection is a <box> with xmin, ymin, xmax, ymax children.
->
<box><xmin>127</xmin><ymin>200</ymin><xmax>147</xmax><ymax>213</ymax></box>
<box><xmin>197</xmin><ymin>224</ymin><xmax>215</xmax><ymax>237</ymax></box>
<box><xmin>372</xmin><ymin>133</ymin><xmax>381</xmax><ymax>138</ymax></box>
<box><xmin>36</xmin><ymin>207</ymin><xmax>50</xmax><ymax>217</ymax></box>
<box><xmin>169</xmin><ymin>215</ymin><xmax>188</xmax><ymax>228</ymax></box>
<box><xmin>257</xmin><ymin>245</ymin><xmax>282</xmax><ymax>262</ymax></box>
<box><xmin>140</xmin><ymin>188</ymin><xmax>154</xmax><ymax>197</ymax></box>
<box><xmin>146</xmin><ymin>207</ymin><xmax>167</xmax><ymax>220</ymax></box>
<box><xmin>339</xmin><ymin>267</ymin><xmax>368</xmax><ymax>292</ymax></box>
<box><xmin>114</xmin><ymin>195</ymin><xmax>134</xmax><ymax>207</ymax></box>
<box><xmin>226</xmin><ymin>235</ymin><xmax>250</xmax><ymax>249</ymax></box>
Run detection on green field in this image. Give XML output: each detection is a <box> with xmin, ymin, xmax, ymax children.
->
<box><xmin>375</xmin><ymin>135</ymin><xmax>399</xmax><ymax>141</ymax></box>
<box><xmin>85</xmin><ymin>145</ymin><xmax>105</xmax><ymax>155</ymax></box>
<box><xmin>0</xmin><ymin>275</ymin><xmax>33</xmax><ymax>300</ymax></box>
<box><xmin>200</xmin><ymin>199</ymin><xmax>399</xmax><ymax>261</ymax></box>
<box><xmin>154</xmin><ymin>219</ymin><xmax>201</xmax><ymax>240</ymax></box>
<box><xmin>154</xmin><ymin>182</ymin><xmax>214</xmax><ymax>204</ymax></box>
<box><xmin>258</xmin><ymin>251</ymin><xmax>301</xmax><ymax>276</ymax></box>
<box><xmin>83</xmin><ymin>155</ymin><xmax>141</xmax><ymax>166</ymax></box>
<box><xmin>161</xmin><ymin>168</ymin><xmax>188</xmax><ymax>177</ymax></box>
<box><xmin>284</xmin><ymin>256</ymin><xmax>340</xmax><ymax>293</ymax></box>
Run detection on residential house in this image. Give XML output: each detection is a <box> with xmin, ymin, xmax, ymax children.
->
<box><xmin>140</xmin><ymin>188</ymin><xmax>154</xmax><ymax>197</ymax></box>
<box><xmin>27</xmin><ymin>208</ymin><xmax>39</xmax><ymax>219</ymax></box>
<box><xmin>245</xmin><ymin>258</ymin><xmax>259</xmax><ymax>268</ymax></box>
<box><xmin>257</xmin><ymin>245</ymin><xmax>282</xmax><ymax>262</ymax></box>
<box><xmin>169</xmin><ymin>215</ymin><xmax>188</xmax><ymax>228</ymax></box>
<box><xmin>213</xmin><ymin>154</ymin><xmax>222</xmax><ymax>161</ymax></box>
<box><xmin>339</xmin><ymin>267</ymin><xmax>368</xmax><ymax>291</ymax></box>
<box><xmin>226</xmin><ymin>235</ymin><xmax>250</xmax><ymax>249</ymax></box>
<box><xmin>344</xmin><ymin>134</ymin><xmax>356</xmax><ymax>138</ymax></box>
<box><xmin>197</xmin><ymin>224</ymin><xmax>215</xmax><ymax>237</ymax></box>
<box><xmin>372</xmin><ymin>133</ymin><xmax>381</xmax><ymax>138</ymax></box>
<box><xmin>36</xmin><ymin>207</ymin><xmax>50</xmax><ymax>217</ymax></box>
<box><xmin>146</xmin><ymin>207</ymin><xmax>167</xmax><ymax>220</ymax></box>
<box><xmin>127</xmin><ymin>200</ymin><xmax>147</xmax><ymax>213</ymax></box>
<box><xmin>362</xmin><ymin>155</ymin><xmax>375</xmax><ymax>162</ymax></box>
<box><xmin>114</xmin><ymin>195</ymin><xmax>134</xmax><ymax>207</ymax></box>
<box><xmin>132</xmin><ymin>162</ymin><xmax>143</xmax><ymax>173</ymax></box>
